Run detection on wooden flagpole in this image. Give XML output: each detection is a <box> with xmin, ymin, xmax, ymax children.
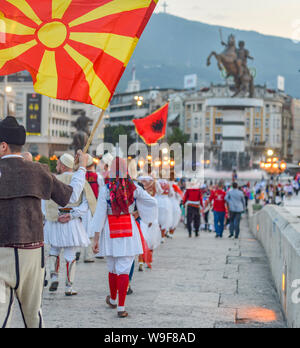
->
<box><xmin>74</xmin><ymin>108</ymin><xmax>106</xmax><ymax>170</ymax></box>
<box><xmin>83</xmin><ymin>108</ymin><xmax>106</xmax><ymax>154</ymax></box>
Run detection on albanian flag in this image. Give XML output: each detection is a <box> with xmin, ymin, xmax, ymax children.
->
<box><xmin>0</xmin><ymin>0</ymin><xmax>158</xmax><ymax>110</ymax></box>
<box><xmin>133</xmin><ymin>103</ymin><xmax>169</xmax><ymax>145</ymax></box>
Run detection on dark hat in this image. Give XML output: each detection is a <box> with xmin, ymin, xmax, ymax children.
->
<box><xmin>0</xmin><ymin>116</ymin><xmax>26</xmax><ymax>146</ymax></box>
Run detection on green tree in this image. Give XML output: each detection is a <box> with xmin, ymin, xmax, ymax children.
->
<box><xmin>167</xmin><ymin>127</ymin><xmax>190</xmax><ymax>147</ymax></box>
<box><xmin>104</xmin><ymin>125</ymin><xmax>136</xmax><ymax>147</ymax></box>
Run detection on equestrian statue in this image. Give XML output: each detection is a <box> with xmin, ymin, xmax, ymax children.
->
<box><xmin>207</xmin><ymin>32</ymin><xmax>255</xmax><ymax>98</ymax></box>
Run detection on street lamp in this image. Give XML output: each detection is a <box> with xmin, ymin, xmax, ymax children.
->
<box><xmin>5</xmin><ymin>86</ymin><xmax>12</xmax><ymax>93</ymax></box>
<box><xmin>134</xmin><ymin>95</ymin><xmax>144</xmax><ymax>107</ymax></box>
<box><xmin>267</xmin><ymin>149</ymin><xmax>274</xmax><ymax>157</ymax></box>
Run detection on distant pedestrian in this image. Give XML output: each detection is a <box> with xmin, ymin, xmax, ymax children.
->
<box><xmin>225</xmin><ymin>182</ymin><xmax>245</xmax><ymax>239</ymax></box>
<box><xmin>183</xmin><ymin>180</ymin><xmax>203</xmax><ymax>238</ymax></box>
<box><xmin>206</xmin><ymin>181</ymin><xmax>226</xmax><ymax>238</ymax></box>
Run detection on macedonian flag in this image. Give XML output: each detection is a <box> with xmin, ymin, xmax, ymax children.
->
<box><xmin>0</xmin><ymin>0</ymin><xmax>158</xmax><ymax>110</ymax></box>
<box><xmin>133</xmin><ymin>103</ymin><xmax>169</xmax><ymax>145</ymax></box>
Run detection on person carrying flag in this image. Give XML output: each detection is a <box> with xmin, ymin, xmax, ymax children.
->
<box><xmin>0</xmin><ymin>117</ymin><xmax>88</xmax><ymax>328</ymax></box>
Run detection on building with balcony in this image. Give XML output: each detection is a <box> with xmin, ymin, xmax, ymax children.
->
<box><xmin>184</xmin><ymin>84</ymin><xmax>295</xmax><ymax>170</ymax></box>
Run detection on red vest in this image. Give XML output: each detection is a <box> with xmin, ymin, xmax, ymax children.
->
<box><xmin>86</xmin><ymin>172</ymin><xmax>99</xmax><ymax>199</ymax></box>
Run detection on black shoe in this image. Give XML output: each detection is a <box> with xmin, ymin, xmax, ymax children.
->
<box><xmin>76</xmin><ymin>252</ymin><xmax>81</xmax><ymax>262</ymax></box>
<box><xmin>215</xmin><ymin>235</ymin><xmax>219</xmax><ymax>239</ymax></box>
<box><xmin>127</xmin><ymin>286</ymin><xmax>133</xmax><ymax>295</ymax></box>
<box><xmin>228</xmin><ymin>234</ymin><xmax>234</xmax><ymax>238</ymax></box>
<box><xmin>49</xmin><ymin>281</ymin><xmax>59</xmax><ymax>292</ymax></box>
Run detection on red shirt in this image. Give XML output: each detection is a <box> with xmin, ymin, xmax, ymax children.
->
<box><xmin>86</xmin><ymin>171</ymin><xmax>99</xmax><ymax>199</ymax></box>
<box><xmin>183</xmin><ymin>189</ymin><xmax>203</xmax><ymax>207</ymax></box>
<box><xmin>209</xmin><ymin>189</ymin><xmax>226</xmax><ymax>212</ymax></box>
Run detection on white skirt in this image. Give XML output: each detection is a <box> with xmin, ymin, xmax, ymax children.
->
<box><xmin>156</xmin><ymin>195</ymin><xmax>173</xmax><ymax>231</ymax></box>
<box><xmin>140</xmin><ymin>220</ymin><xmax>161</xmax><ymax>250</ymax></box>
<box><xmin>170</xmin><ymin>198</ymin><xmax>181</xmax><ymax>230</ymax></box>
<box><xmin>98</xmin><ymin>215</ymin><xmax>143</xmax><ymax>258</ymax></box>
<box><xmin>82</xmin><ymin>210</ymin><xmax>94</xmax><ymax>239</ymax></box>
<box><xmin>44</xmin><ymin>219</ymin><xmax>90</xmax><ymax>248</ymax></box>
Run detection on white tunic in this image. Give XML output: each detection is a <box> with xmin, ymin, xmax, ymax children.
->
<box><xmin>43</xmin><ymin>171</ymin><xmax>90</xmax><ymax>248</ymax></box>
<box><xmin>140</xmin><ymin>220</ymin><xmax>161</xmax><ymax>250</ymax></box>
<box><xmin>155</xmin><ymin>180</ymin><xmax>173</xmax><ymax>231</ymax></box>
<box><xmin>169</xmin><ymin>183</ymin><xmax>182</xmax><ymax>230</ymax></box>
<box><xmin>91</xmin><ymin>184</ymin><xmax>157</xmax><ymax>258</ymax></box>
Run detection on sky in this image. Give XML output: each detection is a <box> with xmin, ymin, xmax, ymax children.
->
<box><xmin>155</xmin><ymin>0</ymin><xmax>300</xmax><ymax>40</ymax></box>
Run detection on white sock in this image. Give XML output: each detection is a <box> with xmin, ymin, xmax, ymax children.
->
<box><xmin>110</xmin><ymin>298</ymin><xmax>117</xmax><ymax>305</ymax></box>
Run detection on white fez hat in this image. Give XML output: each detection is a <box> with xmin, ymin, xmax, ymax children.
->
<box><xmin>60</xmin><ymin>153</ymin><xmax>74</xmax><ymax>169</ymax></box>
<box><xmin>186</xmin><ymin>178</ymin><xmax>201</xmax><ymax>189</ymax></box>
<box><xmin>102</xmin><ymin>153</ymin><xmax>114</xmax><ymax>167</ymax></box>
<box><xmin>87</xmin><ymin>154</ymin><xmax>94</xmax><ymax>167</ymax></box>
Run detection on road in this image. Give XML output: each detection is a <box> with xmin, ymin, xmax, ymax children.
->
<box><xmin>11</xmin><ymin>216</ymin><xmax>286</xmax><ymax>328</ymax></box>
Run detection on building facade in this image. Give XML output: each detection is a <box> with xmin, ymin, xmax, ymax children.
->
<box><xmin>184</xmin><ymin>84</ymin><xmax>294</xmax><ymax>170</ymax></box>
<box><xmin>291</xmin><ymin>99</ymin><xmax>300</xmax><ymax>164</ymax></box>
<box><xmin>106</xmin><ymin>87</ymin><xmax>184</xmax><ymax>133</ymax></box>
<box><xmin>0</xmin><ymin>73</ymin><xmax>103</xmax><ymax>156</ymax></box>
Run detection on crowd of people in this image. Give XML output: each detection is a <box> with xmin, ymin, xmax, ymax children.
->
<box><xmin>182</xmin><ymin>179</ymin><xmax>246</xmax><ymax>240</ymax></box>
<box><xmin>253</xmin><ymin>177</ymin><xmax>300</xmax><ymax>206</ymax></box>
<box><xmin>2</xmin><ymin>116</ymin><xmax>299</xmax><ymax>328</ymax></box>
<box><xmin>41</xmin><ymin>153</ymin><xmax>184</xmax><ymax>318</ymax></box>
<box><xmin>0</xmin><ymin>116</ymin><xmax>186</xmax><ymax>327</ymax></box>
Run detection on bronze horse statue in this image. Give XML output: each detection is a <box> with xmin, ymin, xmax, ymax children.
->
<box><xmin>207</xmin><ymin>34</ymin><xmax>254</xmax><ymax>98</ymax></box>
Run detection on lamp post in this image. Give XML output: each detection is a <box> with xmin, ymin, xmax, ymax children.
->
<box><xmin>2</xmin><ymin>75</ymin><xmax>8</xmax><ymax>119</ymax></box>
<box><xmin>134</xmin><ymin>95</ymin><xmax>144</xmax><ymax>159</ymax></box>
<box><xmin>2</xmin><ymin>76</ymin><xmax>13</xmax><ymax>119</ymax></box>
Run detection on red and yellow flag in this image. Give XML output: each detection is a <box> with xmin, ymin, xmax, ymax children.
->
<box><xmin>133</xmin><ymin>103</ymin><xmax>169</xmax><ymax>145</ymax></box>
<box><xmin>0</xmin><ymin>0</ymin><xmax>158</xmax><ymax>110</ymax></box>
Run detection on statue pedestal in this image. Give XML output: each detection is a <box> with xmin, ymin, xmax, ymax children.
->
<box><xmin>207</xmin><ymin>98</ymin><xmax>263</xmax><ymax>171</ymax></box>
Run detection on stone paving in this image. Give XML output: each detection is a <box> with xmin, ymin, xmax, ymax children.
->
<box><xmin>11</xmin><ymin>216</ymin><xmax>286</xmax><ymax>328</ymax></box>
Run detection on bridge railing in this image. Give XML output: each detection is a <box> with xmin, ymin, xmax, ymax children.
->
<box><xmin>250</xmin><ymin>205</ymin><xmax>300</xmax><ymax>328</ymax></box>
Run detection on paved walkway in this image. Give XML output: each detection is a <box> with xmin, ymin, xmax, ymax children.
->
<box><xmin>11</xmin><ymin>216</ymin><xmax>286</xmax><ymax>328</ymax></box>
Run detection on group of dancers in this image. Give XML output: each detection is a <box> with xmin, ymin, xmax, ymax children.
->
<box><xmin>0</xmin><ymin>116</ymin><xmax>185</xmax><ymax>327</ymax></box>
<box><xmin>41</xmin><ymin>152</ymin><xmax>182</xmax><ymax>318</ymax></box>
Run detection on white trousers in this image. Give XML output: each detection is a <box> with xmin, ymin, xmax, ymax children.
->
<box><xmin>106</xmin><ymin>256</ymin><xmax>135</xmax><ymax>275</ymax></box>
<box><xmin>49</xmin><ymin>246</ymin><xmax>76</xmax><ymax>263</ymax></box>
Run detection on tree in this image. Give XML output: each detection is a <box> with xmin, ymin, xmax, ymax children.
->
<box><xmin>167</xmin><ymin>127</ymin><xmax>190</xmax><ymax>147</ymax></box>
<box><xmin>104</xmin><ymin>125</ymin><xmax>136</xmax><ymax>147</ymax></box>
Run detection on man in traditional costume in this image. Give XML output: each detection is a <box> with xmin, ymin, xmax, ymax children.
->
<box><xmin>43</xmin><ymin>154</ymin><xmax>97</xmax><ymax>296</ymax></box>
<box><xmin>0</xmin><ymin>116</ymin><xmax>88</xmax><ymax>328</ymax></box>
<box><xmin>91</xmin><ymin>157</ymin><xmax>157</xmax><ymax>318</ymax></box>
<box><xmin>183</xmin><ymin>179</ymin><xmax>203</xmax><ymax>238</ymax></box>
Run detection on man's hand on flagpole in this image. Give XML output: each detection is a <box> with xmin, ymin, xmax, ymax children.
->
<box><xmin>75</xmin><ymin>150</ymin><xmax>88</xmax><ymax>169</ymax></box>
